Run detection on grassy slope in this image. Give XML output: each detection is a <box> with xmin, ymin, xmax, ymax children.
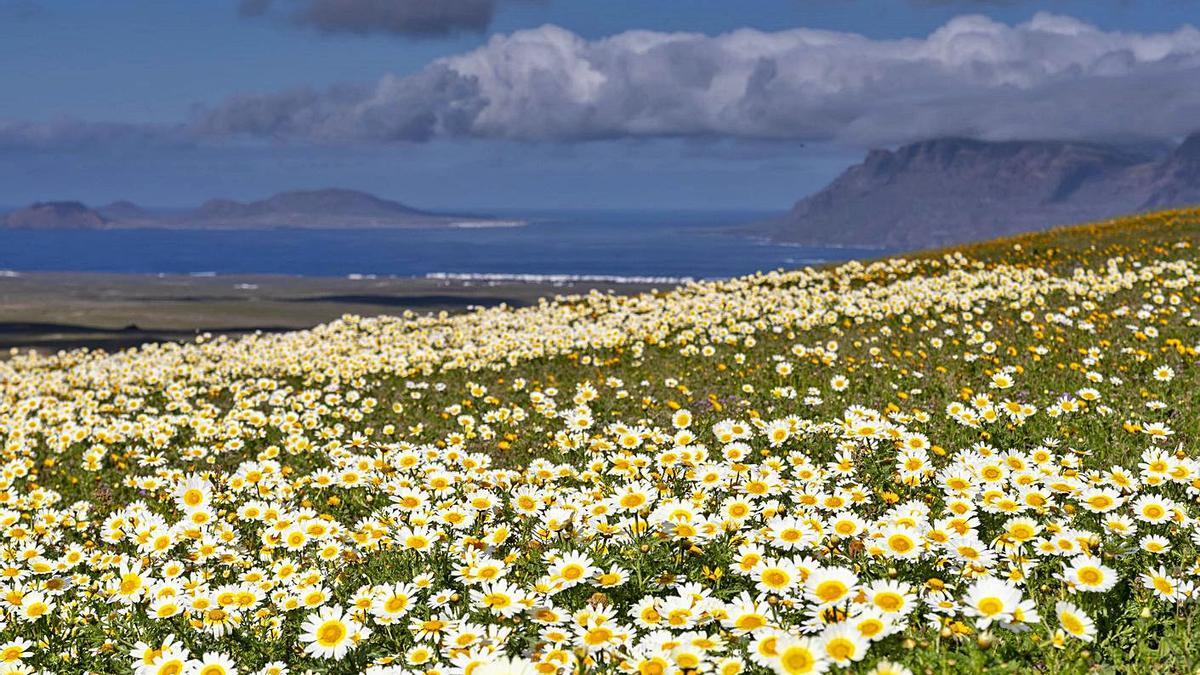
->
<box><xmin>7</xmin><ymin>207</ymin><xmax>1200</xmax><ymax>673</ymax></box>
<box><xmin>487</xmin><ymin>207</ymin><xmax>1200</xmax><ymax>672</ymax></box>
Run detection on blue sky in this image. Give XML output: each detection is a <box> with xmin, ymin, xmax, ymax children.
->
<box><xmin>1</xmin><ymin>0</ymin><xmax>1197</xmax><ymax>209</ymax></box>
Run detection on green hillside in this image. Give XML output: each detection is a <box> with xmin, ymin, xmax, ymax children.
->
<box><xmin>3</xmin><ymin>208</ymin><xmax>1200</xmax><ymax>673</ymax></box>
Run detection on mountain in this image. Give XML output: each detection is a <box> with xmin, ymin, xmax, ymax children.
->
<box><xmin>759</xmin><ymin>133</ymin><xmax>1200</xmax><ymax>249</ymax></box>
<box><xmin>1141</xmin><ymin>134</ymin><xmax>1200</xmax><ymax>210</ymax></box>
<box><xmin>2</xmin><ymin>189</ymin><xmax>515</xmax><ymax>230</ymax></box>
<box><xmin>97</xmin><ymin>200</ymin><xmax>150</xmax><ymax>221</ymax></box>
<box><xmin>197</xmin><ymin>189</ymin><xmax>428</xmax><ymax>219</ymax></box>
<box><xmin>3</xmin><ymin>201</ymin><xmax>108</xmax><ymax>229</ymax></box>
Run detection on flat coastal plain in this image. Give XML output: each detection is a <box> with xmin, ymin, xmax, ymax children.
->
<box><xmin>0</xmin><ymin>273</ymin><xmax>663</xmax><ymax>354</ymax></box>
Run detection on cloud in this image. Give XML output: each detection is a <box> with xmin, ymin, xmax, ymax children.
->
<box><xmin>191</xmin><ymin>69</ymin><xmax>484</xmax><ymax>142</ymax></box>
<box><xmin>190</xmin><ymin>13</ymin><xmax>1200</xmax><ymax>147</ymax></box>
<box><xmin>10</xmin><ymin>13</ymin><xmax>1200</xmax><ymax>150</ymax></box>
<box><xmin>239</xmin><ymin>0</ymin><xmax>509</xmax><ymax>37</ymax></box>
<box><xmin>0</xmin><ymin>119</ymin><xmax>188</xmax><ymax>152</ymax></box>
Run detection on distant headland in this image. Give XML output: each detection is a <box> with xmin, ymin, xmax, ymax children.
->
<box><xmin>1</xmin><ymin>188</ymin><xmax>522</xmax><ymax>230</ymax></box>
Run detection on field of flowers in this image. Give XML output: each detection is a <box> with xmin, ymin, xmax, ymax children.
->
<box><xmin>2</xmin><ymin>208</ymin><xmax>1200</xmax><ymax>674</ymax></box>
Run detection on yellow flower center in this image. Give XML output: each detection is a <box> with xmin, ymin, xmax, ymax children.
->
<box><xmin>120</xmin><ymin>574</ymin><xmax>141</xmax><ymax>595</ymax></box>
<box><xmin>317</xmin><ymin>620</ymin><xmax>347</xmax><ymax>647</ymax></box>
<box><xmin>584</xmin><ymin>626</ymin><xmax>613</xmax><ymax>645</ymax></box>
<box><xmin>876</xmin><ymin>592</ymin><xmax>903</xmax><ymax>612</ymax></box>
<box><xmin>816</xmin><ymin>580</ymin><xmax>847</xmax><ymax>603</ymax></box>
<box><xmin>735</xmin><ymin>614</ymin><xmax>765</xmax><ymax>630</ymax></box>
<box><xmin>779</xmin><ymin>646</ymin><xmax>814</xmax><ymax>674</ymax></box>
<box><xmin>1061</xmin><ymin>612</ymin><xmax>1085</xmax><ymax>635</ymax></box>
<box><xmin>977</xmin><ymin>597</ymin><xmax>1004</xmax><ymax>616</ymax></box>
<box><xmin>826</xmin><ymin>638</ymin><xmax>855</xmax><ymax>661</ymax></box>
<box><xmin>762</xmin><ymin>569</ymin><xmax>790</xmax><ymax>588</ymax></box>
<box><xmin>858</xmin><ymin>618</ymin><xmax>884</xmax><ymax>637</ymax></box>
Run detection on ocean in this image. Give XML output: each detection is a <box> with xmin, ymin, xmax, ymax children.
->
<box><xmin>0</xmin><ymin>210</ymin><xmax>882</xmax><ymax>280</ymax></box>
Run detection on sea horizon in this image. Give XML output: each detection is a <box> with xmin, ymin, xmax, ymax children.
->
<box><xmin>0</xmin><ymin>208</ymin><xmax>884</xmax><ymax>279</ymax></box>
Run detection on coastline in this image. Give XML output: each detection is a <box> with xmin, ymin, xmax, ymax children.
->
<box><xmin>0</xmin><ymin>270</ymin><xmax>663</xmax><ymax>355</ymax></box>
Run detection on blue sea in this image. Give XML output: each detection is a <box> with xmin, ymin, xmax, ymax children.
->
<box><xmin>0</xmin><ymin>210</ymin><xmax>881</xmax><ymax>279</ymax></box>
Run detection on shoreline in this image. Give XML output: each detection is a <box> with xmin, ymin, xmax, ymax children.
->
<box><xmin>0</xmin><ymin>269</ymin><xmax>697</xmax><ymax>285</ymax></box>
<box><xmin>0</xmin><ymin>271</ymin><xmax>665</xmax><ymax>355</ymax></box>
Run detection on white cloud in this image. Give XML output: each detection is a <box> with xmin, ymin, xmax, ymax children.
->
<box><xmin>11</xmin><ymin>13</ymin><xmax>1200</xmax><ymax>150</ymax></box>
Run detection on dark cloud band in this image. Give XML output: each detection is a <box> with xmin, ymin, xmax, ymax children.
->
<box><xmin>240</xmin><ymin>0</ymin><xmax>502</xmax><ymax>37</ymax></box>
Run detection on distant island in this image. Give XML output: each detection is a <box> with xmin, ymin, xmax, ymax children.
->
<box><xmin>1</xmin><ymin>188</ymin><xmax>523</xmax><ymax>230</ymax></box>
<box><xmin>756</xmin><ymin>132</ymin><xmax>1200</xmax><ymax>249</ymax></box>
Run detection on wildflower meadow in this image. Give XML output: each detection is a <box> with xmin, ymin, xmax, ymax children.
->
<box><xmin>3</xmin><ymin>209</ymin><xmax>1200</xmax><ymax>674</ymax></box>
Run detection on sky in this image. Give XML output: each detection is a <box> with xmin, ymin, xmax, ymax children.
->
<box><xmin>1</xmin><ymin>0</ymin><xmax>1198</xmax><ymax>210</ymax></box>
